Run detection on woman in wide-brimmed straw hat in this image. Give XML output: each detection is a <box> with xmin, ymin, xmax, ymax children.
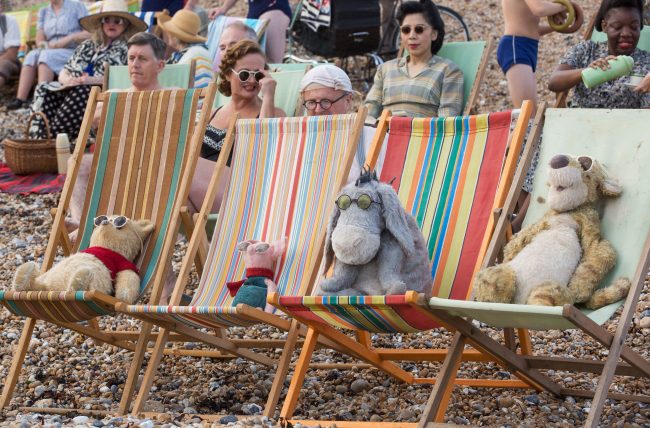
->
<box><xmin>28</xmin><ymin>0</ymin><xmax>148</xmax><ymax>141</ymax></box>
<box><xmin>158</xmin><ymin>9</ymin><xmax>214</xmax><ymax>88</ymax></box>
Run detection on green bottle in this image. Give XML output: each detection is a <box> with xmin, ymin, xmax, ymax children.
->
<box><xmin>581</xmin><ymin>55</ymin><xmax>634</xmax><ymax>89</ymax></box>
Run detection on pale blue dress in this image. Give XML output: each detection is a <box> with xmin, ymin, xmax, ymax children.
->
<box><xmin>24</xmin><ymin>0</ymin><xmax>88</xmax><ymax>73</ymax></box>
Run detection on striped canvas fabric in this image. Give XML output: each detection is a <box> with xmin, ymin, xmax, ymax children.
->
<box><xmin>277</xmin><ymin>112</ymin><xmax>514</xmax><ymax>333</ymax></box>
<box><xmin>0</xmin><ymin>89</ymin><xmax>201</xmax><ymax>323</ymax></box>
<box><xmin>125</xmin><ymin>114</ymin><xmax>358</xmax><ymax>328</ymax></box>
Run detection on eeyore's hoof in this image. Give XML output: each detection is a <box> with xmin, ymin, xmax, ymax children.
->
<box><xmin>384</xmin><ymin>281</ymin><xmax>406</xmax><ymax>295</ymax></box>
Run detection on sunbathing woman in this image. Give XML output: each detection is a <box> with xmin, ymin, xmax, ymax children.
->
<box><xmin>364</xmin><ymin>0</ymin><xmax>463</xmax><ymax>123</ymax></box>
<box><xmin>188</xmin><ymin>39</ymin><xmax>285</xmax><ymax>213</ymax></box>
<box><xmin>548</xmin><ymin>0</ymin><xmax>650</xmax><ymax>108</ymax></box>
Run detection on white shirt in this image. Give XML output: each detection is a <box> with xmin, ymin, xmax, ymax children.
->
<box><xmin>0</xmin><ymin>14</ymin><xmax>21</xmax><ymax>54</ymax></box>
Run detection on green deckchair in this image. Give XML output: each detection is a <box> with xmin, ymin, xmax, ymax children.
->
<box><xmin>268</xmin><ymin>62</ymin><xmax>314</xmax><ymax>73</ymax></box>
<box><xmin>437</xmin><ymin>40</ymin><xmax>492</xmax><ymax>114</ymax></box>
<box><xmin>103</xmin><ymin>62</ymin><xmax>196</xmax><ymax>90</ymax></box>
<box><xmin>213</xmin><ymin>68</ymin><xmax>308</xmax><ymax>116</ymax></box>
<box><xmin>402</xmin><ymin>40</ymin><xmax>492</xmax><ymax>115</ymax></box>
<box><xmin>420</xmin><ymin>108</ymin><xmax>650</xmax><ymax>427</ymax></box>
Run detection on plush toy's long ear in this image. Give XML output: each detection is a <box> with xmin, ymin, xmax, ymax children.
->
<box><xmin>601</xmin><ymin>179</ymin><xmax>622</xmax><ymax>197</ymax></box>
<box><xmin>323</xmin><ymin>204</ymin><xmax>341</xmax><ymax>272</ymax></box>
<box><xmin>377</xmin><ymin>182</ymin><xmax>415</xmax><ymax>256</ymax></box>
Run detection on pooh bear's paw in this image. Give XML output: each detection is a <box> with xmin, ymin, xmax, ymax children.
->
<box><xmin>13</xmin><ymin>262</ymin><xmax>39</xmax><ymax>291</ymax></box>
<box><xmin>68</xmin><ymin>267</ymin><xmax>95</xmax><ymax>291</ymax></box>
<box><xmin>474</xmin><ymin>265</ymin><xmax>516</xmax><ymax>303</ymax></box>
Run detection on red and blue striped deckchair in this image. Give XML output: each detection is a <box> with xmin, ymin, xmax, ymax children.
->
<box><xmin>0</xmin><ymin>85</ymin><xmax>218</xmax><ymax>415</ymax></box>
<box><xmin>115</xmin><ymin>110</ymin><xmax>367</xmax><ymax>418</ymax></box>
<box><xmin>271</xmin><ymin>102</ymin><xmax>539</xmax><ymax>426</ymax></box>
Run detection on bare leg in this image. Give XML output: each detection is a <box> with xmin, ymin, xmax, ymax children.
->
<box><xmin>258</xmin><ymin>9</ymin><xmax>290</xmax><ymax>63</ymax></box>
<box><xmin>505</xmin><ymin>64</ymin><xmax>537</xmax><ymax>109</ymax></box>
<box><xmin>188</xmin><ymin>158</ymin><xmax>230</xmax><ymax>214</ymax></box>
<box><xmin>37</xmin><ymin>63</ymin><xmax>55</xmax><ymax>83</ymax></box>
<box><xmin>16</xmin><ymin>64</ymin><xmax>36</xmax><ymax>101</ymax></box>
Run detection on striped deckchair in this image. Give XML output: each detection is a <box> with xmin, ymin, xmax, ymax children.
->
<box><xmin>418</xmin><ymin>108</ymin><xmax>650</xmax><ymax>427</ymax></box>
<box><xmin>271</xmin><ymin>102</ymin><xmax>539</xmax><ymax>426</ymax></box>
<box><xmin>206</xmin><ymin>15</ymin><xmax>269</xmax><ymax>73</ymax></box>
<box><xmin>115</xmin><ymin>110</ymin><xmax>367</xmax><ymax>417</ymax></box>
<box><xmin>0</xmin><ymin>85</ymin><xmax>218</xmax><ymax>414</ymax></box>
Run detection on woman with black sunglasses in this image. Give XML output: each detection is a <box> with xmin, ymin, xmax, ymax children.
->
<box><xmin>188</xmin><ymin>39</ymin><xmax>285</xmax><ymax>213</ymax></box>
<box><xmin>364</xmin><ymin>0</ymin><xmax>464</xmax><ymax>124</ymax></box>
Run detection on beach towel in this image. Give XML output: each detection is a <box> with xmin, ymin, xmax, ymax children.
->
<box><xmin>0</xmin><ymin>163</ymin><xmax>64</xmax><ymax>194</ymax></box>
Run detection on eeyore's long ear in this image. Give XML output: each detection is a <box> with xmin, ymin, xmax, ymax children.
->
<box><xmin>323</xmin><ymin>203</ymin><xmax>341</xmax><ymax>273</ymax></box>
<box><xmin>376</xmin><ymin>182</ymin><xmax>415</xmax><ymax>256</ymax></box>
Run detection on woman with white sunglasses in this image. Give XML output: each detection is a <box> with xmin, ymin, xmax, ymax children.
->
<box><xmin>188</xmin><ymin>39</ymin><xmax>285</xmax><ymax>213</ymax></box>
<box><xmin>364</xmin><ymin>1</ymin><xmax>464</xmax><ymax>124</ymax></box>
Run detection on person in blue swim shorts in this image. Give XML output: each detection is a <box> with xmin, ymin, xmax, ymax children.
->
<box><xmin>499</xmin><ymin>0</ymin><xmax>579</xmax><ymax>108</ymax></box>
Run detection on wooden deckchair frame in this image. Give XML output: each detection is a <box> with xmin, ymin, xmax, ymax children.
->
<box><xmin>418</xmin><ymin>108</ymin><xmax>650</xmax><ymax>427</ymax></box>
<box><xmin>270</xmin><ymin>101</ymin><xmax>540</xmax><ymax>427</ymax></box>
<box><xmin>116</xmin><ymin>108</ymin><xmax>368</xmax><ymax>418</ymax></box>
<box><xmin>0</xmin><ymin>85</ymin><xmax>219</xmax><ymax>414</ymax></box>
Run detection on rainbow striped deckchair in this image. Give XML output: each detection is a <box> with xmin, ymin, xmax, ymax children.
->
<box><xmin>418</xmin><ymin>108</ymin><xmax>650</xmax><ymax>427</ymax></box>
<box><xmin>115</xmin><ymin>110</ymin><xmax>367</xmax><ymax>418</ymax></box>
<box><xmin>206</xmin><ymin>15</ymin><xmax>269</xmax><ymax>73</ymax></box>
<box><xmin>0</xmin><ymin>85</ymin><xmax>218</xmax><ymax>415</ymax></box>
<box><xmin>270</xmin><ymin>102</ymin><xmax>539</xmax><ymax>426</ymax></box>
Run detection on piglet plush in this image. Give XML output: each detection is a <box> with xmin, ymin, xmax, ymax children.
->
<box><xmin>227</xmin><ymin>238</ymin><xmax>286</xmax><ymax>312</ymax></box>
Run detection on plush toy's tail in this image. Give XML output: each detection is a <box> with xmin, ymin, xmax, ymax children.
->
<box><xmin>584</xmin><ymin>278</ymin><xmax>631</xmax><ymax>309</ymax></box>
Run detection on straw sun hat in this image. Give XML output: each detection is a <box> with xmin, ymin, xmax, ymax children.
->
<box><xmin>157</xmin><ymin>9</ymin><xmax>207</xmax><ymax>44</ymax></box>
<box><xmin>79</xmin><ymin>0</ymin><xmax>148</xmax><ymax>33</ymax></box>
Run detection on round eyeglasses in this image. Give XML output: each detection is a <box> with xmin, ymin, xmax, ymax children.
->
<box><xmin>94</xmin><ymin>215</ymin><xmax>129</xmax><ymax>229</ymax></box>
<box><xmin>231</xmin><ymin>69</ymin><xmax>265</xmax><ymax>83</ymax></box>
<box><xmin>302</xmin><ymin>93</ymin><xmax>348</xmax><ymax>111</ymax></box>
<box><xmin>335</xmin><ymin>194</ymin><xmax>381</xmax><ymax>211</ymax></box>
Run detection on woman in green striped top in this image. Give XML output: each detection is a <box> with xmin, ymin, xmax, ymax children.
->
<box><xmin>365</xmin><ymin>1</ymin><xmax>463</xmax><ymax>123</ymax></box>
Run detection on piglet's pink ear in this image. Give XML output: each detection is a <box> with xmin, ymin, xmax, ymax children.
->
<box><xmin>236</xmin><ymin>240</ymin><xmax>256</xmax><ymax>252</ymax></box>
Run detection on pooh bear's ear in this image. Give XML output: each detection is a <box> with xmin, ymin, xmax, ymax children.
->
<box><xmin>600</xmin><ymin>178</ymin><xmax>622</xmax><ymax>198</ymax></box>
<box><xmin>135</xmin><ymin>219</ymin><xmax>155</xmax><ymax>236</ymax></box>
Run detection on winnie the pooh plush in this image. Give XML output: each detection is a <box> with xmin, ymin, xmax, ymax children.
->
<box><xmin>474</xmin><ymin>154</ymin><xmax>630</xmax><ymax>308</ymax></box>
<box><xmin>12</xmin><ymin>215</ymin><xmax>154</xmax><ymax>304</ymax></box>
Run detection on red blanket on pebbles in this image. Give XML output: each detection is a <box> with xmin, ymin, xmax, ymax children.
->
<box><xmin>0</xmin><ymin>163</ymin><xmax>65</xmax><ymax>194</ymax></box>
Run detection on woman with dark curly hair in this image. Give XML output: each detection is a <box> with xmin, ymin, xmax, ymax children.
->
<box><xmin>189</xmin><ymin>39</ymin><xmax>284</xmax><ymax>212</ymax></box>
<box><xmin>549</xmin><ymin>0</ymin><xmax>650</xmax><ymax>107</ymax></box>
<box><xmin>364</xmin><ymin>0</ymin><xmax>463</xmax><ymax>123</ymax></box>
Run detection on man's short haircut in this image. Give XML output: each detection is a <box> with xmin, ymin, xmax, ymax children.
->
<box><xmin>127</xmin><ymin>32</ymin><xmax>167</xmax><ymax>60</ymax></box>
<box><xmin>225</xmin><ymin>21</ymin><xmax>259</xmax><ymax>43</ymax></box>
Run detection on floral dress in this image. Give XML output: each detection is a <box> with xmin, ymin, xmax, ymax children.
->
<box><xmin>30</xmin><ymin>39</ymin><xmax>128</xmax><ymax>140</ymax></box>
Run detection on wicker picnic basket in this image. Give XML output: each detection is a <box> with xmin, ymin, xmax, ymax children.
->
<box><xmin>3</xmin><ymin>112</ymin><xmax>58</xmax><ymax>175</ymax></box>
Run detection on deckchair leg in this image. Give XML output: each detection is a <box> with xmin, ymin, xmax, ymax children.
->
<box><xmin>118</xmin><ymin>322</ymin><xmax>155</xmax><ymax>415</ymax></box>
<box><xmin>280</xmin><ymin>326</ymin><xmax>319</xmax><ymax>419</ymax></box>
<box><xmin>418</xmin><ymin>332</ymin><xmax>466</xmax><ymax>426</ymax></box>
<box><xmin>264</xmin><ymin>319</ymin><xmax>300</xmax><ymax>418</ymax></box>
<box><xmin>517</xmin><ymin>328</ymin><xmax>532</xmax><ymax>354</ymax></box>
<box><xmin>131</xmin><ymin>327</ymin><xmax>171</xmax><ymax>415</ymax></box>
<box><xmin>0</xmin><ymin>318</ymin><xmax>36</xmax><ymax>409</ymax></box>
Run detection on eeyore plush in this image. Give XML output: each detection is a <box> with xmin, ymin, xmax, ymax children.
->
<box><xmin>318</xmin><ymin>170</ymin><xmax>432</xmax><ymax>296</ymax></box>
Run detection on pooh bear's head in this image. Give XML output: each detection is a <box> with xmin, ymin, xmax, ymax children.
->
<box><xmin>89</xmin><ymin>216</ymin><xmax>154</xmax><ymax>261</ymax></box>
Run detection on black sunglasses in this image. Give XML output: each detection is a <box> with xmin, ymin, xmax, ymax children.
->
<box><xmin>335</xmin><ymin>194</ymin><xmax>382</xmax><ymax>211</ymax></box>
<box><xmin>94</xmin><ymin>215</ymin><xmax>128</xmax><ymax>229</ymax></box>
<box><xmin>231</xmin><ymin>69</ymin><xmax>265</xmax><ymax>83</ymax></box>
<box><xmin>400</xmin><ymin>24</ymin><xmax>430</xmax><ymax>35</ymax></box>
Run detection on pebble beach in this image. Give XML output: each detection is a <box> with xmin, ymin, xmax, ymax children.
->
<box><xmin>1</xmin><ymin>0</ymin><xmax>649</xmax><ymax>427</ymax></box>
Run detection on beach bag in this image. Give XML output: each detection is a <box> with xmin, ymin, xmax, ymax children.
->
<box><xmin>3</xmin><ymin>112</ymin><xmax>58</xmax><ymax>175</ymax></box>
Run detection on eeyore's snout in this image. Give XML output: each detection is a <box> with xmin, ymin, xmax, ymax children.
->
<box><xmin>331</xmin><ymin>225</ymin><xmax>380</xmax><ymax>265</ymax></box>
